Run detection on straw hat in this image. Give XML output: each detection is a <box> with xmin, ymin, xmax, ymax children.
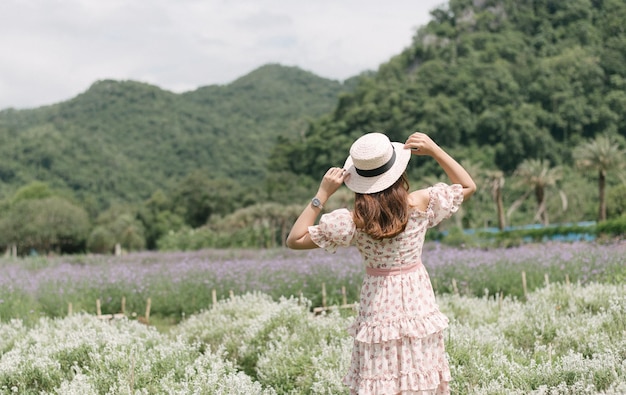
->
<box><xmin>343</xmin><ymin>133</ymin><xmax>412</xmax><ymax>194</ymax></box>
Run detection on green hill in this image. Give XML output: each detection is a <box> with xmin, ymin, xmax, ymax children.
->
<box><xmin>0</xmin><ymin>64</ymin><xmax>352</xmax><ymax>208</ymax></box>
<box><xmin>270</xmin><ymin>0</ymin><xmax>626</xmax><ymax>177</ymax></box>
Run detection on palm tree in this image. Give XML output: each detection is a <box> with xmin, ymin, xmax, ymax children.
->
<box><xmin>573</xmin><ymin>133</ymin><xmax>626</xmax><ymax>222</ymax></box>
<box><xmin>509</xmin><ymin>159</ymin><xmax>565</xmax><ymax>226</ymax></box>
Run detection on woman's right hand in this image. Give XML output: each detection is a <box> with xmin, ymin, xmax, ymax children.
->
<box><xmin>316</xmin><ymin>167</ymin><xmax>349</xmax><ymax>202</ymax></box>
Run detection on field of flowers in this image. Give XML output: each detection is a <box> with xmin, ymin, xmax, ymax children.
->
<box><xmin>1</xmin><ymin>242</ymin><xmax>624</xmax><ymax>322</ymax></box>
<box><xmin>1</xmin><ymin>283</ymin><xmax>625</xmax><ymax>394</ymax></box>
<box><xmin>0</xmin><ymin>241</ymin><xmax>625</xmax><ymax>394</ymax></box>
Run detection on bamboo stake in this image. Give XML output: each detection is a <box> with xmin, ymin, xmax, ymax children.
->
<box><xmin>68</xmin><ymin>302</ymin><xmax>73</xmax><ymax>316</ymax></box>
<box><xmin>452</xmin><ymin>278</ymin><xmax>459</xmax><ymax>295</ymax></box>
<box><xmin>144</xmin><ymin>298</ymin><xmax>151</xmax><ymax>323</ymax></box>
<box><xmin>212</xmin><ymin>289</ymin><xmax>217</xmax><ymax>305</ymax></box>
<box><xmin>96</xmin><ymin>299</ymin><xmax>102</xmax><ymax>316</ymax></box>
<box><xmin>565</xmin><ymin>274</ymin><xmax>570</xmax><ymax>286</ymax></box>
<box><xmin>121</xmin><ymin>297</ymin><xmax>126</xmax><ymax>315</ymax></box>
<box><xmin>322</xmin><ymin>283</ymin><xmax>327</xmax><ymax>308</ymax></box>
<box><xmin>522</xmin><ymin>271</ymin><xmax>528</xmax><ymax>300</ymax></box>
<box><xmin>341</xmin><ymin>286</ymin><xmax>347</xmax><ymax>306</ymax></box>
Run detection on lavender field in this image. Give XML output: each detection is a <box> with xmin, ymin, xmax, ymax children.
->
<box><xmin>1</xmin><ymin>241</ymin><xmax>624</xmax><ymax>323</ymax></box>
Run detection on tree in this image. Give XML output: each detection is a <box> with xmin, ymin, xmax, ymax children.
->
<box><xmin>138</xmin><ymin>190</ymin><xmax>185</xmax><ymax>249</ymax></box>
<box><xmin>0</xmin><ymin>197</ymin><xmax>90</xmax><ymax>254</ymax></box>
<box><xmin>171</xmin><ymin>172</ymin><xmax>246</xmax><ymax>228</ymax></box>
<box><xmin>89</xmin><ymin>205</ymin><xmax>147</xmax><ymax>253</ymax></box>
<box><xmin>486</xmin><ymin>169</ymin><xmax>506</xmax><ymax>230</ymax></box>
<box><xmin>10</xmin><ymin>181</ymin><xmax>54</xmax><ymax>203</ymax></box>
<box><xmin>510</xmin><ymin>159</ymin><xmax>565</xmax><ymax>226</ymax></box>
<box><xmin>573</xmin><ymin>133</ymin><xmax>626</xmax><ymax>221</ymax></box>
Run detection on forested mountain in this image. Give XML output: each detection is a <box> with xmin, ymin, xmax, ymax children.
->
<box><xmin>270</xmin><ymin>0</ymin><xmax>626</xmax><ymax>179</ymax></box>
<box><xmin>1</xmin><ymin>0</ymin><xmax>625</xmax><ymax>254</ymax></box>
<box><xmin>0</xmin><ymin>64</ymin><xmax>353</xmax><ymax>208</ymax></box>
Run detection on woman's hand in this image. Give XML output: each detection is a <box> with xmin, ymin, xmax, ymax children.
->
<box><xmin>286</xmin><ymin>167</ymin><xmax>349</xmax><ymax>250</ymax></box>
<box><xmin>404</xmin><ymin>131</ymin><xmax>476</xmax><ymax>201</ymax></box>
<box><xmin>316</xmin><ymin>167</ymin><xmax>349</xmax><ymax>202</ymax></box>
<box><xmin>403</xmin><ymin>132</ymin><xmax>442</xmax><ymax>157</ymax></box>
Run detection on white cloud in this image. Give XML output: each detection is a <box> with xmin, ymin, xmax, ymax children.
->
<box><xmin>0</xmin><ymin>0</ymin><xmax>444</xmax><ymax>110</ymax></box>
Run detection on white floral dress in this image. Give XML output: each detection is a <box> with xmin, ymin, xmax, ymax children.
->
<box><xmin>309</xmin><ymin>183</ymin><xmax>463</xmax><ymax>395</ymax></box>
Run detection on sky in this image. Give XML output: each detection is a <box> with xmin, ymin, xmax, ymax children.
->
<box><xmin>0</xmin><ymin>0</ymin><xmax>444</xmax><ymax>110</ymax></box>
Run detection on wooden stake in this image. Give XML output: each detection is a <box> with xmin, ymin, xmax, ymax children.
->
<box><xmin>144</xmin><ymin>298</ymin><xmax>151</xmax><ymax>323</ymax></box>
<box><xmin>212</xmin><ymin>289</ymin><xmax>217</xmax><ymax>305</ymax></box>
<box><xmin>522</xmin><ymin>271</ymin><xmax>528</xmax><ymax>300</ymax></box>
<box><xmin>565</xmin><ymin>274</ymin><xmax>570</xmax><ymax>286</ymax></box>
<box><xmin>452</xmin><ymin>278</ymin><xmax>459</xmax><ymax>295</ymax></box>
<box><xmin>229</xmin><ymin>290</ymin><xmax>234</xmax><ymax>299</ymax></box>
<box><xmin>121</xmin><ymin>297</ymin><xmax>126</xmax><ymax>315</ymax></box>
<box><xmin>322</xmin><ymin>283</ymin><xmax>327</xmax><ymax>308</ymax></box>
<box><xmin>96</xmin><ymin>299</ymin><xmax>102</xmax><ymax>316</ymax></box>
<box><xmin>68</xmin><ymin>302</ymin><xmax>73</xmax><ymax>316</ymax></box>
<box><xmin>544</xmin><ymin>273</ymin><xmax>550</xmax><ymax>287</ymax></box>
<box><xmin>341</xmin><ymin>286</ymin><xmax>347</xmax><ymax>306</ymax></box>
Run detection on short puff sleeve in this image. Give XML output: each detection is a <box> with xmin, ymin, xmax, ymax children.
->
<box><xmin>308</xmin><ymin>208</ymin><xmax>356</xmax><ymax>253</ymax></box>
<box><xmin>427</xmin><ymin>183</ymin><xmax>464</xmax><ymax>228</ymax></box>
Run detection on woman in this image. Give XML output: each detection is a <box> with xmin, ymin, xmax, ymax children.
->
<box><xmin>286</xmin><ymin>132</ymin><xmax>476</xmax><ymax>395</ymax></box>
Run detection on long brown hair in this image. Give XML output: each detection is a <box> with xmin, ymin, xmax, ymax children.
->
<box><xmin>353</xmin><ymin>173</ymin><xmax>410</xmax><ymax>239</ymax></box>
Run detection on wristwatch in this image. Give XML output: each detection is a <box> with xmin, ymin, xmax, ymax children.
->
<box><xmin>311</xmin><ymin>197</ymin><xmax>324</xmax><ymax>210</ymax></box>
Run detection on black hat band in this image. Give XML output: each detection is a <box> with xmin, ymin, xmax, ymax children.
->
<box><xmin>355</xmin><ymin>147</ymin><xmax>396</xmax><ymax>178</ymax></box>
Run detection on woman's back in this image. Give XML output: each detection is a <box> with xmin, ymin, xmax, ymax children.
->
<box><xmin>309</xmin><ymin>183</ymin><xmax>463</xmax><ymax>270</ymax></box>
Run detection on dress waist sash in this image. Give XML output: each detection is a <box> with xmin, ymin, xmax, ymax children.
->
<box><xmin>365</xmin><ymin>262</ymin><xmax>420</xmax><ymax>277</ymax></box>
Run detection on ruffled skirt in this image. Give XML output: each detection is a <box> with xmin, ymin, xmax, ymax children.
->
<box><xmin>343</xmin><ymin>268</ymin><xmax>451</xmax><ymax>395</ymax></box>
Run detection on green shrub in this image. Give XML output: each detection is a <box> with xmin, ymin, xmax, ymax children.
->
<box><xmin>596</xmin><ymin>215</ymin><xmax>626</xmax><ymax>237</ymax></box>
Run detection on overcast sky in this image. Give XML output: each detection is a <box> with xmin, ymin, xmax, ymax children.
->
<box><xmin>0</xmin><ymin>0</ymin><xmax>444</xmax><ymax>110</ymax></box>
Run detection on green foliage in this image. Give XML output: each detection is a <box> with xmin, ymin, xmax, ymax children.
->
<box><xmin>137</xmin><ymin>189</ymin><xmax>186</xmax><ymax>249</ymax></box>
<box><xmin>0</xmin><ymin>196</ymin><xmax>89</xmax><ymax>254</ymax></box>
<box><xmin>0</xmin><ymin>65</ymin><xmax>347</xmax><ymax>212</ymax></box>
<box><xmin>158</xmin><ymin>203</ymin><xmax>304</xmax><ymax>250</ymax></box>
<box><xmin>607</xmin><ymin>184</ymin><xmax>626</xmax><ymax>218</ymax></box>
<box><xmin>596</xmin><ymin>215</ymin><xmax>626</xmax><ymax>238</ymax></box>
<box><xmin>268</xmin><ymin>0</ymin><xmax>626</xmax><ymax>231</ymax></box>
<box><xmin>85</xmin><ymin>226</ymin><xmax>115</xmax><ymax>254</ymax></box>
<box><xmin>88</xmin><ymin>205</ymin><xmax>146</xmax><ymax>252</ymax></box>
<box><xmin>10</xmin><ymin>181</ymin><xmax>53</xmax><ymax>204</ymax></box>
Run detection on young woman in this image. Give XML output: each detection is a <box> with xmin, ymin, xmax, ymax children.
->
<box><xmin>287</xmin><ymin>132</ymin><xmax>476</xmax><ymax>395</ymax></box>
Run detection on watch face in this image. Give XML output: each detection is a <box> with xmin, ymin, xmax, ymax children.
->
<box><xmin>312</xmin><ymin>197</ymin><xmax>322</xmax><ymax>207</ymax></box>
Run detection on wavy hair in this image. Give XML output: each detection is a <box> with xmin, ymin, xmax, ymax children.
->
<box><xmin>352</xmin><ymin>173</ymin><xmax>410</xmax><ymax>240</ymax></box>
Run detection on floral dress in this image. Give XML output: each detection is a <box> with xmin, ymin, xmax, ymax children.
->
<box><xmin>309</xmin><ymin>183</ymin><xmax>463</xmax><ymax>395</ymax></box>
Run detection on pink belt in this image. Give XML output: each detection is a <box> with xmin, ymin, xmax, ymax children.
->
<box><xmin>365</xmin><ymin>262</ymin><xmax>420</xmax><ymax>277</ymax></box>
